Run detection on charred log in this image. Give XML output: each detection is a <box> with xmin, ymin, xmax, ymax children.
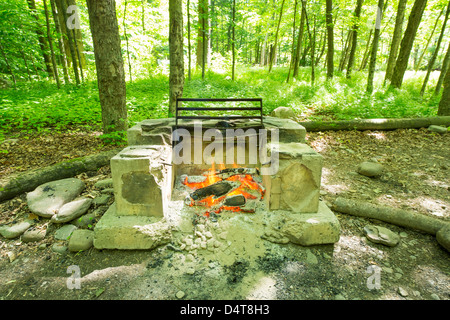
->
<box><xmin>224</xmin><ymin>194</ymin><xmax>246</xmax><ymax>207</ymax></box>
<box><xmin>189</xmin><ymin>181</ymin><xmax>240</xmax><ymax>201</ymax></box>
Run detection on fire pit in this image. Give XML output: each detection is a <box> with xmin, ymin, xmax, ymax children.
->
<box><xmin>93</xmin><ymin>100</ymin><xmax>340</xmax><ymax>250</ymax></box>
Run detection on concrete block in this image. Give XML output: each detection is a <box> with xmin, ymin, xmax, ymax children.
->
<box><xmin>268</xmin><ymin>143</ymin><xmax>323</xmax><ymax>213</ymax></box>
<box><xmin>111</xmin><ymin>145</ymin><xmax>172</xmax><ymax>217</ymax></box>
<box><xmin>93</xmin><ymin>203</ymin><xmax>173</xmax><ymax>250</ymax></box>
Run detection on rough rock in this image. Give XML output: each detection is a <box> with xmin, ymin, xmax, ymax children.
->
<box><xmin>93</xmin><ymin>194</ymin><xmax>111</xmax><ymax>206</ymax></box>
<box><xmin>26</xmin><ymin>178</ymin><xmax>85</xmax><ymax>218</ymax></box>
<box><xmin>427</xmin><ymin>125</ymin><xmax>447</xmax><ymax>134</ymax></box>
<box><xmin>51</xmin><ymin>198</ymin><xmax>93</xmax><ymax>224</ymax></box>
<box><xmin>436</xmin><ymin>225</ymin><xmax>450</xmax><ymax>252</ymax></box>
<box><xmin>270</xmin><ymin>106</ymin><xmax>296</xmax><ymax>119</ymax></box>
<box><xmin>21</xmin><ymin>228</ymin><xmax>46</xmax><ymax>243</ymax></box>
<box><xmin>52</xmin><ymin>243</ymin><xmax>68</xmax><ymax>254</ymax></box>
<box><xmin>68</xmin><ymin>229</ymin><xmax>94</xmax><ymax>252</ymax></box>
<box><xmin>0</xmin><ymin>221</ymin><xmax>33</xmax><ymax>239</ymax></box>
<box><xmin>363</xmin><ymin>225</ymin><xmax>400</xmax><ymax>247</ymax></box>
<box><xmin>72</xmin><ymin>213</ymin><xmax>96</xmax><ymax>228</ymax></box>
<box><xmin>94</xmin><ymin>178</ymin><xmax>113</xmax><ymax>189</ymax></box>
<box><xmin>54</xmin><ymin>224</ymin><xmax>78</xmax><ymax>241</ymax></box>
<box><xmin>357</xmin><ymin>162</ymin><xmax>384</xmax><ymax>177</ymax></box>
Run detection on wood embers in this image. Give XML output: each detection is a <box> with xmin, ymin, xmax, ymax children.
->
<box><xmin>182</xmin><ymin>167</ymin><xmax>265</xmax><ymax>217</ymax></box>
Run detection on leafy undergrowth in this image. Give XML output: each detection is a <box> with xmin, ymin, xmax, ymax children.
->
<box><xmin>0</xmin><ymin>67</ymin><xmax>442</xmax><ymax>142</ymax></box>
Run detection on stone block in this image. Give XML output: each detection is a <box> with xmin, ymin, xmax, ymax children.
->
<box><xmin>267</xmin><ymin>142</ymin><xmax>323</xmax><ymax>213</ymax></box>
<box><xmin>111</xmin><ymin>145</ymin><xmax>172</xmax><ymax>217</ymax></box>
<box><xmin>265</xmin><ymin>201</ymin><xmax>341</xmax><ymax>246</ymax></box>
<box><xmin>93</xmin><ymin>203</ymin><xmax>173</xmax><ymax>250</ymax></box>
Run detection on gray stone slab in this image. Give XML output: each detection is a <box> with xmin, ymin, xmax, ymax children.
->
<box><xmin>27</xmin><ymin>178</ymin><xmax>85</xmax><ymax>218</ymax></box>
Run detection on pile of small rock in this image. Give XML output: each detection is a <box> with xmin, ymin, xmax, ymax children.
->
<box><xmin>0</xmin><ymin>177</ymin><xmax>114</xmax><ymax>254</ymax></box>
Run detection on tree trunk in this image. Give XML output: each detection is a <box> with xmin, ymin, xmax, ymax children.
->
<box><xmin>123</xmin><ymin>0</ymin><xmax>133</xmax><ymax>83</ymax></box>
<box><xmin>437</xmin><ymin>67</ymin><xmax>450</xmax><ymax>116</ymax></box>
<box><xmin>286</xmin><ymin>0</ymin><xmax>298</xmax><ymax>83</ymax></box>
<box><xmin>168</xmin><ymin>0</ymin><xmax>185</xmax><ymax>117</ymax></box>
<box><xmin>43</xmin><ymin>0</ymin><xmax>61</xmax><ymax>88</ymax></box>
<box><xmin>232</xmin><ymin>0</ymin><xmax>236</xmax><ymax>81</ymax></box>
<box><xmin>67</xmin><ymin>0</ymin><xmax>87</xmax><ymax>70</ymax></box>
<box><xmin>332</xmin><ymin>197</ymin><xmax>450</xmax><ymax>236</ymax></box>
<box><xmin>187</xmin><ymin>0</ymin><xmax>191</xmax><ymax>80</ymax></box>
<box><xmin>325</xmin><ymin>0</ymin><xmax>334</xmax><ymax>79</ymax></box>
<box><xmin>300</xmin><ymin>116</ymin><xmax>450</xmax><ymax>131</ymax></box>
<box><xmin>50</xmin><ymin>0</ymin><xmax>70</xmax><ymax>84</ymax></box>
<box><xmin>27</xmin><ymin>0</ymin><xmax>54</xmax><ymax>80</ymax></box>
<box><xmin>384</xmin><ymin>0</ymin><xmax>407</xmax><ymax>84</ymax></box>
<box><xmin>301</xmin><ymin>0</ymin><xmax>314</xmax><ymax>83</ymax></box>
<box><xmin>19</xmin><ymin>48</ymin><xmax>32</xmax><ymax>82</ymax></box>
<box><xmin>415</xmin><ymin>7</ymin><xmax>443</xmax><ymax>72</ymax></box>
<box><xmin>86</xmin><ymin>0</ymin><xmax>127</xmax><ymax>133</ymax></box>
<box><xmin>434</xmin><ymin>41</ymin><xmax>450</xmax><ymax>96</ymax></box>
<box><xmin>420</xmin><ymin>1</ymin><xmax>450</xmax><ymax>96</ymax></box>
<box><xmin>268</xmin><ymin>0</ymin><xmax>286</xmax><ymax>73</ymax></box>
<box><xmin>0</xmin><ymin>148</ymin><xmax>121</xmax><ymax>203</ymax></box>
<box><xmin>346</xmin><ymin>0</ymin><xmax>363</xmax><ymax>78</ymax></box>
<box><xmin>359</xmin><ymin>29</ymin><xmax>372</xmax><ymax>71</ymax></box>
<box><xmin>390</xmin><ymin>0</ymin><xmax>428</xmax><ymax>89</ymax></box>
<box><xmin>366</xmin><ymin>0</ymin><xmax>384</xmax><ymax>93</ymax></box>
<box><xmin>196</xmin><ymin>0</ymin><xmax>208</xmax><ymax>70</ymax></box>
<box><xmin>59</xmin><ymin>0</ymin><xmax>80</xmax><ymax>85</ymax></box>
<box><xmin>293</xmin><ymin>3</ymin><xmax>305</xmax><ymax>78</ymax></box>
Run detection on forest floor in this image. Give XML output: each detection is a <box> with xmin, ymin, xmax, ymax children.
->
<box><xmin>0</xmin><ymin>127</ymin><xmax>449</xmax><ymax>302</ymax></box>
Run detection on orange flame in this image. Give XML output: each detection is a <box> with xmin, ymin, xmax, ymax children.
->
<box><xmin>183</xmin><ymin>163</ymin><xmax>263</xmax><ymax>215</ymax></box>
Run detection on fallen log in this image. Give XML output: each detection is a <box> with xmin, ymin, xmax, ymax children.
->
<box><xmin>300</xmin><ymin>116</ymin><xmax>450</xmax><ymax>132</ymax></box>
<box><xmin>332</xmin><ymin>197</ymin><xmax>450</xmax><ymax>235</ymax></box>
<box><xmin>0</xmin><ymin>148</ymin><xmax>122</xmax><ymax>203</ymax></box>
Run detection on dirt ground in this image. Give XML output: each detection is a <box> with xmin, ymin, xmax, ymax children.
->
<box><xmin>0</xmin><ymin>127</ymin><xmax>449</xmax><ymax>302</ymax></box>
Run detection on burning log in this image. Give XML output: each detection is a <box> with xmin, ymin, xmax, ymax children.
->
<box><xmin>189</xmin><ymin>181</ymin><xmax>240</xmax><ymax>201</ymax></box>
<box><xmin>223</xmin><ymin>194</ymin><xmax>246</xmax><ymax>207</ymax></box>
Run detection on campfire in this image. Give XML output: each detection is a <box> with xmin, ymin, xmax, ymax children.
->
<box><xmin>181</xmin><ymin>163</ymin><xmax>265</xmax><ymax>219</ymax></box>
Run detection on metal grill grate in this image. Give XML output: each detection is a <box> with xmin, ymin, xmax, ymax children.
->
<box><xmin>175</xmin><ymin>98</ymin><xmax>263</xmax><ymax>127</ymax></box>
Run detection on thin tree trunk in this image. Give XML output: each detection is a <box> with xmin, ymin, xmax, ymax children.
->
<box><xmin>339</xmin><ymin>30</ymin><xmax>352</xmax><ymax>71</ymax></box>
<box><xmin>59</xmin><ymin>0</ymin><xmax>80</xmax><ymax>85</ymax></box>
<box><xmin>0</xmin><ymin>40</ymin><xmax>16</xmax><ymax>87</ymax></box>
<box><xmin>301</xmin><ymin>0</ymin><xmax>314</xmax><ymax>84</ymax></box>
<box><xmin>232</xmin><ymin>0</ymin><xmax>236</xmax><ymax>81</ymax></box>
<box><xmin>434</xmin><ymin>41</ymin><xmax>450</xmax><ymax>96</ymax></box>
<box><xmin>287</xmin><ymin>0</ymin><xmax>298</xmax><ymax>83</ymax></box>
<box><xmin>366</xmin><ymin>0</ymin><xmax>384</xmax><ymax>93</ymax></box>
<box><xmin>50</xmin><ymin>0</ymin><xmax>69</xmax><ymax>84</ymax></box>
<box><xmin>437</xmin><ymin>67</ymin><xmax>450</xmax><ymax>116</ymax></box>
<box><xmin>196</xmin><ymin>0</ymin><xmax>208</xmax><ymax>70</ymax></box>
<box><xmin>27</xmin><ymin>0</ymin><xmax>54</xmax><ymax>80</ymax></box>
<box><xmin>384</xmin><ymin>0</ymin><xmax>407</xmax><ymax>84</ymax></box>
<box><xmin>123</xmin><ymin>0</ymin><xmax>133</xmax><ymax>83</ymax></box>
<box><xmin>391</xmin><ymin>0</ymin><xmax>428</xmax><ymax>89</ymax></box>
<box><xmin>415</xmin><ymin>7</ymin><xmax>444</xmax><ymax>72</ymax></box>
<box><xmin>268</xmin><ymin>0</ymin><xmax>286</xmax><ymax>73</ymax></box>
<box><xmin>43</xmin><ymin>0</ymin><xmax>61</xmax><ymax>88</ymax></box>
<box><xmin>420</xmin><ymin>1</ymin><xmax>450</xmax><ymax>96</ymax></box>
<box><xmin>325</xmin><ymin>0</ymin><xmax>334</xmax><ymax>79</ymax></box>
<box><xmin>346</xmin><ymin>0</ymin><xmax>363</xmax><ymax>78</ymax></box>
<box><xmin>187</xmin><ymin>0</ymin><xmax>191</xmax><ymax>80</ymax></box>
<box><xmin>19</xmin><ymin>48</ymin><xmax>32</xmax><ymax>82</ymax></box>
<box><xmin>142</xmin><ymin>0</ymin><xmax>145</xmax><ymax>33</ymax></box>
<box><xmin>293</xmin><ymin>2</ymin><xmax>305</xmax><ymax>78</ymax></box>
<box><xmin>168</xmin><ymin>0</ymin><xmax>184</xmax><ymax>116</ymax></box>
<box><xmin>359</xmin><ymin>29</ymin><xmax>373</xmax><ymax>71</ymax></box>
<box><xmin>86</xmin><ymin>0</ymin><xmax>127</xmax><ymax>133</ymax></box>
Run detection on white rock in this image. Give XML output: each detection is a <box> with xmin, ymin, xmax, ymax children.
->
<box><xmin>51</xmin><ymin>198</ymin><xmax>93</xmax><ymax>224</ymax></box>
<box><xmin>27</xmin><ymin>178</ymin><xmax>85</xmax><ymax>218</ymax></box>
